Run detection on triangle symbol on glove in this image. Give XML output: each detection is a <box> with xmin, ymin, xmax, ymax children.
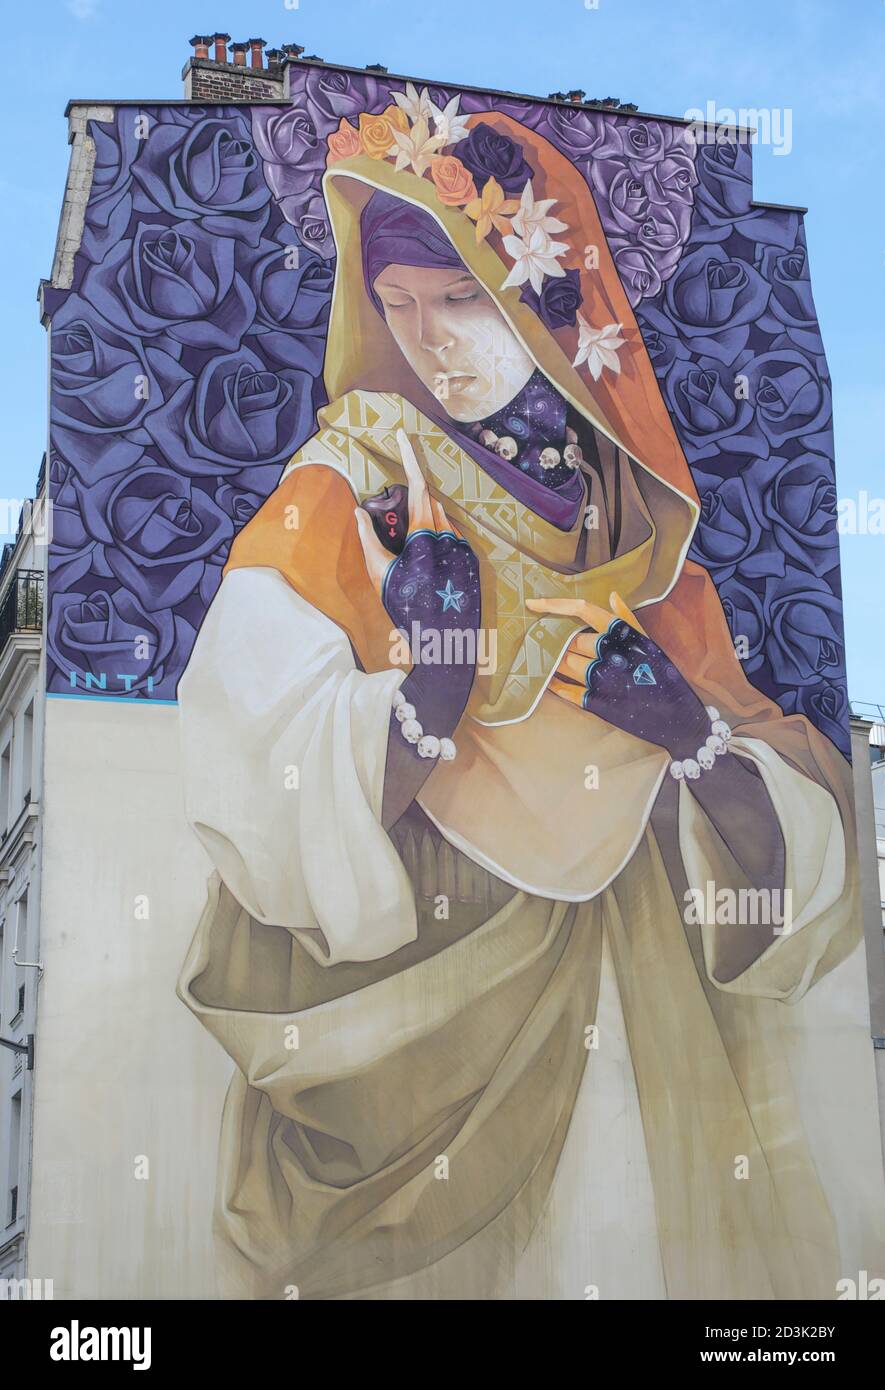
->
<box><xmin>632</xmin><ymin>662</ymin><xmax>657</xmax><ymax>686</ymax></box>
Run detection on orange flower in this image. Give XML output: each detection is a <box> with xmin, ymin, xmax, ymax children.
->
<box><xmin>326</xmin><ymin>118</ymin><xmax>363</xmax><ymax>163</ymax></box>
<box><xmin>358</xmin><ymin>105</ymin><xmax>409</xmax><ymax>160</ymax></box>
<box><xmin>465</xmin><ymin>176</ymin><xmax>520</xmax><ymax>242</ymax></box>
<box><xmin>429</xmin><ymin>155</ymin><xmax>477</xmax><ymax>207</ymax></box>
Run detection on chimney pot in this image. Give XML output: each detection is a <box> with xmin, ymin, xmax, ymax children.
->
<box><xmin>282</xmin><ymin>43</ymin><xmax>305</xmax><ymax>60</ymax></box>
<box><xmin>189</xmin><ymin>35</ymin><xmax>212</xmax><ymax>61</ymax></box>
<box><xmin>568</xmin><ymin>89</ymin><xmax>586</xmax><ymax>103</ymax></box>
<box><xmin>247</xmin><ymin>38</ymin><xmax>267</xmax><ymax>69</ymax></box>
<box><xmin>366</xmin><ymin>63</ymin><xmax>388</xmax><ymax>73</ymax></box>
<box><xmin>230</xmin><ymin>41</ymin><xmax>249</xmax><ymax>67</ymax></box>
<box><xmin>265</xmin><ymin>48</ymin><xmax>284</xmax><ymax>73</ymax></box>
<box><xmin>212</xmin><ymin>32</ymin><xmax>231</xmax><ymax>63</ymax></box>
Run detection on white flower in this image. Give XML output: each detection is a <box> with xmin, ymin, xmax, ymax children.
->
<box><xmin>427</xmin><ymin>94</ymin><xmax>471</xmax><ymax>146</ymax></box>
<box><xmin>389</xmin><ymin>116</ymin><xmax>446</xmax><ymax>176</ymax></box>
<box><xmin>572</xmin><ymin>315</ymin><xmax>626</xmax><ymax>380</ymax></box>
<box><xmin>500</xmin><ymin>226</ymin><xmax>569</xmax><ymax>295</ymax></box>
<box><xmin>391</xmin><ymin>82</ymin><xmax>433</xmax><ymax>125</ymax></box>
<box><xmin>510</xmin><ymin>180</ymin><xmax>568</xmax><ymax>244</ymax></box>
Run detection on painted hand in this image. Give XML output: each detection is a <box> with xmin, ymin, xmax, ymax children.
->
<box><xmin>355</xmin><ymin>428</ymin><xmax>481</xmax><ymax>639</ymax></box>
<box><xmin>526</xmin><ymin>590</ymin><xmax>711</xmax><ymax>759</ymax></box>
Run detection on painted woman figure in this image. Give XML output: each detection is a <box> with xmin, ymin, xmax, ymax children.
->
<box><xmin>176</xmin><ymin>110</ymin><xmax>877</xmax><ymax>1299</ymax></box>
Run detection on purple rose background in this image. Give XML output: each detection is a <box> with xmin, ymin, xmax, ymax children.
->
<box><xmin>45</xmin><ymin>81</ymin><xmax>848</xmax><ymax>757</ymax></box>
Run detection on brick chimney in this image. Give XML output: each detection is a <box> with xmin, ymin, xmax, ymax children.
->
<box><xmin>189</xmin><ymin>35</ymin><xmax>212</xmax><ymax>61</ymax></box>
<box><xmin>182</xmin><ymin>30</ymin><xmax>287</xmax><ymax>101</ymax></box>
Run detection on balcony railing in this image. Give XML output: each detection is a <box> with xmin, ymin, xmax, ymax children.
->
<box><xmin>0</xmin><ymin>570</ymin><xmax>43</xmax><ymax>653</ymax></box>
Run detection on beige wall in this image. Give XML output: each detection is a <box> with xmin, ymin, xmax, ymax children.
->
<box><xmin>27</xmin><ymin>698</ymin><xmax>885</xmax><ymax>1298</ymax></box>
<box><xmin>27</xmin><ymin>697</ymin><xmax>230</xmax><ymax>1299</ymax></box>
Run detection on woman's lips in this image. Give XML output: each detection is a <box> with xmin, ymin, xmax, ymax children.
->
<box><xmin>439</xmin><ymin>373</ymin><xmax>476</xmax><ymax>395</ymax></box>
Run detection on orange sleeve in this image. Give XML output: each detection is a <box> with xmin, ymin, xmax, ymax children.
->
<box><xmin>224</xmin><ymin>463</ymin><xmax>396</xmax><ymax>671</ymax></box>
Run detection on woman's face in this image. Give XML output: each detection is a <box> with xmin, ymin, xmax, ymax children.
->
<box><xmin>373</xmin><ymin>263</ymin><xmax>535</xmax><ymax>422</ymax></box>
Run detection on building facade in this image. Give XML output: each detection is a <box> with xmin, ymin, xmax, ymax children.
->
<box><xmin>7</xmin><ymin>36</ymin><xmax>885</xmax><ymax>1300</ymax></box>
<box><xmin>0</xmin><ymin>472</ymin><xmax>45</xmax><ymax>1290</ymax></box>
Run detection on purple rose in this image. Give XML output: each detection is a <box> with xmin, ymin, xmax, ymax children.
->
<box><xmin>519</xmin><ymin>266</ymin><xmax>582</xmax><ymax>329</ymax></box>
<box><xmin>287</xmin><ymin>191</ymin><xmax>336</xmax><ymax>262</ymax></box>
<box><xmin>611</xmin><ymin>242</ymin><xmax>661</xmax><ymax>305</ymax></box>
<box><xmin>615</xmin><ymin>118</ymin><xmax>683</xmax><ymax>170</ymax></box>
<box><xmin>688</xmin><ymin>469</ymin><xmax>774</xmax><ymax>582</ymax></box>
<box><xmin>779</xmin><ymin>680</ymin><xmax>849</xmax><ymax>755</ymax></box>
<box><xmin>295</xmin><ymin>67</ymin><xmax>384</xmax><ymax>133</ymax></box>
<box><xmin>47</xmin><ymin>585</ymin><xmax>195</xmax><ymax>700</ymax></box>
<box><xmin>645</xmin><ymin>152</ymin><xmax>698</xmax><ymax>207</ymax></box>
<box><xmin>664</xmin><ymin>244</ymin><xmax>770</xmax><ymax>364</ymax></box>
<box><xmin>452</xmin><ymin>123</ymin><xmax>533</xmax><ymax>196</ymax></box>
<box><xmin>145</xmin><ymin>344</ymin><xmax>315</xmax><ymax>476</ymax></box>
<box><xmin>48</xmin><ymin>453</ymin><xmax>102</xmax><ymax>590</ymax></box>
<box><xmin>251</xmin><ymin>105</ymin><xmax>326</xmax><ymax>219</ymax></box>
<box><xmin>80</xmin><ymin>221</ymin><xmax>256</xmax><ymax>351</ymax></box>
<box><xmin>692</xmin><ymin>138</ymin><xmax>754</xmax><ymax>242</ymax></box>
<box><xmin>83</xmin><ymin>464</ymin><xmax>234</xmax><ymax>611</ymax></box>
<box><xmin>634</xmin><ymin>304</ymin><xmax>691</xmax><ymax>373</ymax></box>
<box><xmin>215</xmin><ymin>480</ymin><xmax>263</xmax><ymax>529</ymax></box>
<box><xmin>662</xmin><ymin>354</ymin><xmax>758</xmax><ymax>463</ymax></box>
<box><xmin>131</xmin><ymin>112</ymin><xmax>270</xmax><ymax>246</ymax></box>
<box><xmin>763</xmin><ymin>568</ymin><xmax>844</xmax><ymax>687</ymax></box>
<box><xmin>743</xmin><ymin>452</ymin><xmax>839</xmax><ymax>578</ymax></box>
<box><xmin>252</xmin><ymin>104</ymin><xmax>324</xmax><ymax>172</ymax></box>
<box><xmin>50</xmin><ymin>293</ymin><xmax>190</xmax><ymax>480</ymax></box>
<box><xmin>716</xmin><ymin>575</ymin><xmax>767</xmax><ymax>673</ymax></box>
<box><xmin>637</xmin><ymin>201</ymin><xmax>692</xmax><ymax>273</ymax></box>
<box><xmin>248</xmin><ymin>232</ymin><xmax>333</xmax><ymax>372</ymax></box>
<box><xmin>81</xmin><ymin>111</ymin><xmax>140</xmax><ymax>264</ymax></box>
<box><xmin>542</xmin><ymin>107</ymin><xmax>622</xmax><ymax>160</ymax></box>
<box><xmin>595</xmin><ymin>165</ymin><xmax>649</xmax><ymax>239</ymax></box>
<box><xmin>742</xmin><ymin>348</ymin><xmax>832</xmax><ymax>453</ymax></box>
<box><xmin>757</xmin><ymin>236</ymin><xmax>823</xmax><ymax>354</ymax></box>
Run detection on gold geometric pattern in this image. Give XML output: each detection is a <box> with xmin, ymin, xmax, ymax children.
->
<box><xmin>284</xmin><ymin>388</ymin><xmax>692</xmax><ymax>725</ymax></box>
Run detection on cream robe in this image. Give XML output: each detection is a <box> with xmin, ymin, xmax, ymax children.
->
<box><xmin>177</xmin><ymin>565</ymin><xmax>885</xmax><ymax>1301</ymax></box>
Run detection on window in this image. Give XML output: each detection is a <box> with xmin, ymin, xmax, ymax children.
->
<box><xmin>0</xmin><ymin>742</ymin><xmax>9</xmax><ymax>834</ymax></box>
<box><xmin>7</xmin><ymin>1091</ymin><xmax>21</xmax><ymax>1225</ymax></box>
<box><xmin>21</xmin><ymin>702</ymin><xmax>33</xmax><ymax>805</ymax></box>
<box><xmin>16</xmin><ymin>983</ymin><xmax>24</xmax><ymax>1017</ymax></box>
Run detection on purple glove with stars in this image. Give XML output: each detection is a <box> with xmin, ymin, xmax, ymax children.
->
<box><xmin>355</xmin><ymin>429</ymin><xmax>481</xmax><ymax>749</ymax></box>
<box><xmin>381</xmin><ymin>529</ymin><xmax>480</xmax><ymax>716</ymax></box>
<box><xmin>526</xmin><ymin>591</ymin><xmax>714</xmax><ymax>762</ymax></box>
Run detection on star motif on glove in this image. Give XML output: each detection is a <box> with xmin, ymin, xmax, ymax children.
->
<box><xmin>436</xmin><ymin>579</ymin><xmax>465</xmax><ymax>613</ymax></box>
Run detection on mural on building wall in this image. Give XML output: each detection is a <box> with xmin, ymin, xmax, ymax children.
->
<box><xmin>44</xmin><ymin>66</ymin><xmax>875</xmax><ymax>1300</ymax></box>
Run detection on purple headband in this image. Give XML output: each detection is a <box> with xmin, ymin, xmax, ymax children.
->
<box><xmin>361</xmin><ymin>190</ymin><xmax>465</xmax><ymax>315</ymax></box>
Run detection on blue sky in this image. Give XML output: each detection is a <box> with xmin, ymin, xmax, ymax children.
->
<box><xmin>3</xmin><ymin>0</ymin><xmax>883</xmax><ymax>703</ymax></box>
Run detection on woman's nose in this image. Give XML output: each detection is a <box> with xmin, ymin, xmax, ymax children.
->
<box><xmin>417</xmin><ymin>305</ymin><xmax>455</xmax><ymax>356</ymax></box>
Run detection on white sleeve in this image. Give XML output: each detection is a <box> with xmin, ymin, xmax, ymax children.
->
<box><xmin>678</xmin><ymin>735</ymin><xmax>848</xmax><ymax>1002</ymax></box>
<box><xmin>178</xmin><ymin>566</ymin><xmax>416</xmax><ymax>966</ymax></box>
